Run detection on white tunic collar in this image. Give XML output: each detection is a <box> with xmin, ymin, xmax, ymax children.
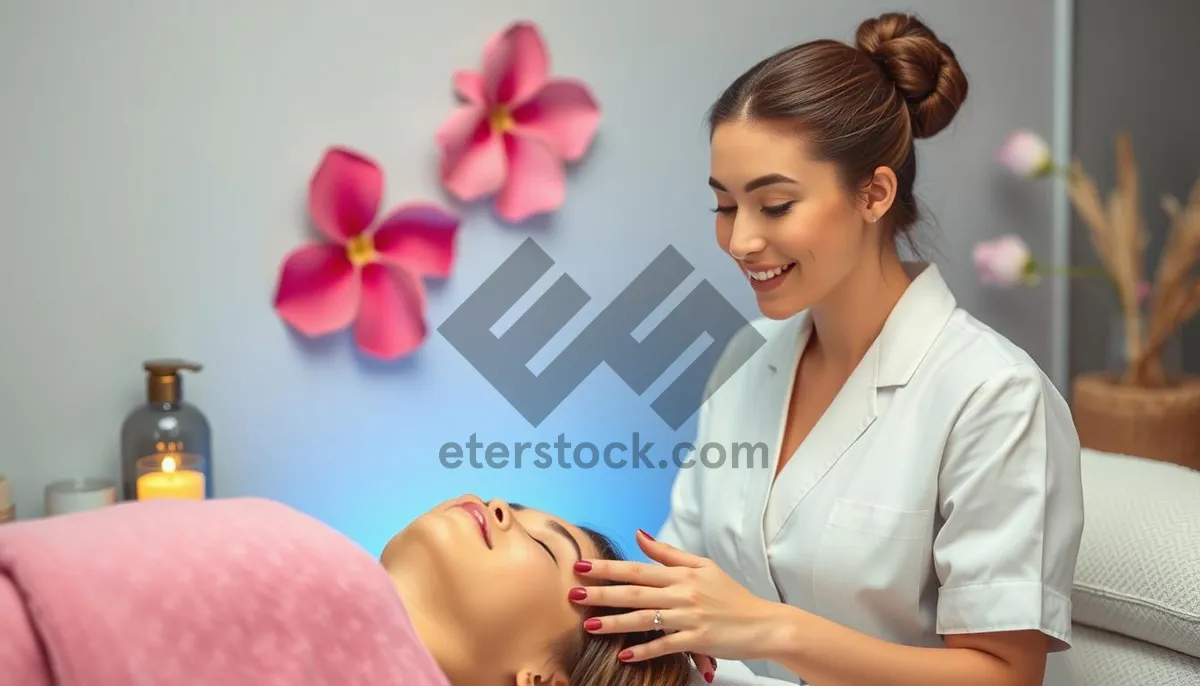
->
<box><xmin>753</xmin><ymin>261</ymin><xmax>959</xmax><ymax>392</ymax></box>
<box><xmin>734</xmin><ymin>261</ymin><xmax>961</xmax><ymax>587</ymax></box>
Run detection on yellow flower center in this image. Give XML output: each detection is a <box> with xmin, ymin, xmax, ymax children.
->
<box><xmin>346</xmin><ymin>234</ymin><xmax>377</xmax><ymax>267</ymax></box>
<box><xmin>489</xmin><ymin>106</ymin><xmax>515</xmax><ymax>134</ymax></box>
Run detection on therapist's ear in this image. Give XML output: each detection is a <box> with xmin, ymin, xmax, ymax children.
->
<box><xmin>515</xmin><ymin>667</ymin><xmax>567</xmax><ymax>686</ymax></box>
<box><xmin>858</xmin><ymin>166</ymin><xmax>897</xmax><ymax>223</ymax></box>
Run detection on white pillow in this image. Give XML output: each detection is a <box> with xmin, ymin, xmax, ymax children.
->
<box><xmin>1073</xmin><ymin>450</ymin><xmax>1200</xmax><ymax>659</ymax></box>
<box><xmin>1068</xmin><ymin>624</ymin><xmax>1200</xmax><ymax>685</ymax></box>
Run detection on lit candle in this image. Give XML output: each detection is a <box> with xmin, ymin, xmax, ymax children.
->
<box><xmin>136</xmin><ymin>455</ymin><xmax>206</xmax><ymax>500</ymax></box>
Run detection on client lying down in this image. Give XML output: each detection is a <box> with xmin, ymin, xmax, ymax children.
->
<box><xmin>383</xmin><ymin>494</ymin><xmax>695</xmax><ymax>686</ymax></box>
<box><xmin>0</xmin><ymin>494</ymin><xmax>702</xmax><ymax>686</ymax></box>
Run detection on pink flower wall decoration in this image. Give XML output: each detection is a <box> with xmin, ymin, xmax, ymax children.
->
<box><xmin>436</xmin><ymin>20</ymin><xmax>601</xmax><ymax>223</ymax></box>
<box><xmin>274</xmin><ymin>147</ymin><xmax>460</xmax><ymax>360</ymax></box>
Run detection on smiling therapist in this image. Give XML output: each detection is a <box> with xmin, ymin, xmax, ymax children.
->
<box><xmin>568</xmin><ymin>12</ymin><xmax>1085</xmax><ymax>686</ymax></box>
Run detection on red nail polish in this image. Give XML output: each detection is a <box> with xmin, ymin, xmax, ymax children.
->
<box><xmin>574</xmin><ymin>560</ymin><xmax>592</xmax><ymax>573</ymax></box>
<box><xmin>618</xmin><ymin>649</ymin><xmax>634</xmax><ymax>661</ymax></box>
<box><xmin>637</xmin><ymin>529</ymin><xmax>655</xmax><ymax>541</ymax></box>
<box><xmin>568</xmin><ymin>587</ymin><xmax>587</xmax><ymax>601</ymax></box>
<box><xmin>704</xmin><ymin>671</ymin><xmax>714</xmax><ymax>683</ymax></box>
<box><xmin>583</xmin><ymin>618</ymin><xmax>602</xmax><ymax>631</ymax></box>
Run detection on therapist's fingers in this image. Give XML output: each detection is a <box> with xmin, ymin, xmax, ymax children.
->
<box><xmin>635</xmin><ymin>529</ymin><xmax>708</xmax><ymax>568</ymax></box>
<box><xmin>582</xmin><ymin>608</ymin><xmax>694</xmax><ymax>634</ymax></box>
<box><xmin>568</xmin><ymin>583</ymin><xmax>677</xmax><ymax>609</ymax></box>
<box><xmin>572</xmin><ymin>558</ymin><xmax>677</xmax><ymax>586</ymax></box>
<box><xmin>691</xmin><ymin>653</ymin><xmax>717</xmax><ymax>682</ymax></box>
<box><xmin>615</xmin><ymin>630</ymin><xmax>691</xmax><ymax>663</ymax></box>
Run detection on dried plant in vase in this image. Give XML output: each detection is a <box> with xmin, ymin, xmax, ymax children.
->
<box><xmin>1135</xmin><ymin>185</ymin><xmax>1200</xmax><ymax>385</ymax></box>
<box><xmin>983</xmin><ymin>130</ymin><xmax>1200</xmax><ymax>386</ymax></box>
<box><xmin>977</xmin><ymin>129</ymin><xmax>1200</xmax><ymax>468</ymax></box>
<box><xmin>1065</xmin><ymin>135</ymin><xmax>1200</xmax><ymax>387</ymax></box>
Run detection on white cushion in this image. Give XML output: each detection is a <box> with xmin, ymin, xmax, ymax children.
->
<box><xmin>1073</xmin><ymin>450</ymin><xmax>1200</xmax><ymax>659</ymax></box>
<box><xmin>1067</xmin><ymin>624</ymin><xmax>1200</xmax><ymax>685</ymax></box>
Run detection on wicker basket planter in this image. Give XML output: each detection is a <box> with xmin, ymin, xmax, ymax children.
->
<box><xmin>1072</xmin><ymin>372</ymin><xmax>1200</xmax><ymax>470</ymax></box>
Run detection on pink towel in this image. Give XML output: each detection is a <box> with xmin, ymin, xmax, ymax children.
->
<box><xmin>0</xmin><ymin>498</ymin><xmax>449</xmax><ymax>686</ymax></box>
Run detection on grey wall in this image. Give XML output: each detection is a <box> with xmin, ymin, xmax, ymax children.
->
<box><xmin>1069</xmin><ymin>0</ymin><xmax>1200</xmax><ymax>380</ymax></box>
<box><xmin>0</xmin><ymin>0</ymin><xmax>1064</xmax><ymax>535</ymax></box>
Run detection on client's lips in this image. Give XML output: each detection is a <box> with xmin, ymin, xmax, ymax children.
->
<box><xmin>455</xmin><ymin>501</ymin><xmax>492</xmax><ymax>548</ymax></box>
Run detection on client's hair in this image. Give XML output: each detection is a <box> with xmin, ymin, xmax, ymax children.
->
<box><xmin>555</xmin><ymin>527</ymin><xmax>692</xmax><ymax>686</ymax></box>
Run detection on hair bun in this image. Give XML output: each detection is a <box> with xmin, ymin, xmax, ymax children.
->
<box><xmin>855</xmin><ymin>13</ymin><xmax>968</xmax><ymax>139</ymax></box>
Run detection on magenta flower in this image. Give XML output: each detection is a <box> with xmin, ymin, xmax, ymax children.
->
<box><xmin>274</xmin><ymin>148</ymin><xmax>459</xmax><ymax>360</ymax></box>
<box><xmin>436</xmin><ymin>20</ymin><xmax>601</xmax><ymax>223</ymax></box>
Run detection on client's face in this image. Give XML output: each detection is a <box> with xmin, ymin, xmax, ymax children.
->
<box><xmin>381</xmin><ymin>495</ymin><xmax>602</xmax><ymax>684</ymax></box>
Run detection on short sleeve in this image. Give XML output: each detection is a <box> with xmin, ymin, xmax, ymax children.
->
<box><xmin>933</xmin><ymin>363</ymin><xmax>1084</xmax><ymax>651</ymax></box>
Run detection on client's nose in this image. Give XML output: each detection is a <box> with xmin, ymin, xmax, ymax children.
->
<box><xmin>487</xmin><ymin>499</ymin><xmax>514</xmax><ymax>532</ymax></box>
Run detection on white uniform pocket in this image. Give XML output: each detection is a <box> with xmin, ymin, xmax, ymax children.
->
<box><xmin>812</xmin><ymin>498</ymin><xmax>932</xmax><ymax>639</ymax></box>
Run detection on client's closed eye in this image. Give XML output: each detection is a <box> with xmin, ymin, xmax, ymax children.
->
<box><xmin>535</xmin><ymin>537</ymin><xmax>557</xmax><ymax>563</ymax></box>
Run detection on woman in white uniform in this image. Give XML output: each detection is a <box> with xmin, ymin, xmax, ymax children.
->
<box><xmin>567</xmin><ymin>12</ymin><xmax>1084</xmax><ymax>686</ymax></box>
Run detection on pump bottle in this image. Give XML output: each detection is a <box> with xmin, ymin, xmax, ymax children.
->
<box><xmin>120</xmin><ymin>360</ymin><xmax>212</xmax><ymax>500</ymax></box>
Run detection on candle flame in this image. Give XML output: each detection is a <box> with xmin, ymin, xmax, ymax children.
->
<box><xmin>162</xmin><ymin>456</ymin><xmax>177</xmax><ymax>473</ymax></box>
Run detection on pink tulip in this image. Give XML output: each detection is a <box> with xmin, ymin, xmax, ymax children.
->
<box><xmin>997</xmin><ymin>130</ymin><xmax>1053</xmax><ymax>177</ymax></box>
<box><xmin>973</xmin><ymin>234</ymin><xmax>1034</xmax><ymax>287</ymax></box>
<box><xmin>436</xmin><ymin>21</ymin><xmax>601</xmax><ymax>223</ymax></box>
<box><xmin>274</xmin><ymin>148</ymin><xmax>459</xmax><ymax>360</ymax></box>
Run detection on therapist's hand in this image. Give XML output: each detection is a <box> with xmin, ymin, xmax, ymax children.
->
<box><xmin>569</xmin><ymin>529</ymin><xmax>777</xmax><ymax>663</ymax></box>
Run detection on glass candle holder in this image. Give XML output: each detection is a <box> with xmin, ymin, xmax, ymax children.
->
<box><xmin>136</xmin><ymin>452</ymin><xmax>207</xmax><ymax>501</ymax></box>
<box><xmin>44</xmin><ymin>477</ymin><xmax>117</xmax><ymax>516</ymax></box>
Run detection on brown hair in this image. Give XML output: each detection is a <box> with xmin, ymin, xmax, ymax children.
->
<box><xmin>554</xmin><ymin>527</ymin><xmax>691</xmax><ymax>686</ymax></box>
<box><xmin>708</xmin><ymin>12</ymin><xmax>968</xmax><ymax>241</ymax></box>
